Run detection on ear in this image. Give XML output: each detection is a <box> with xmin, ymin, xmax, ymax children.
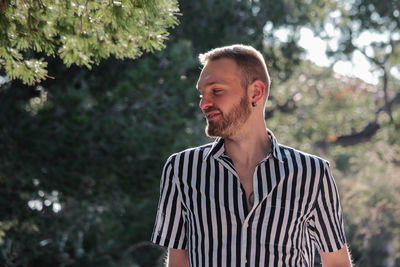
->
<box><xmin>248</xmin><ymin>80</ymin><xmax>265</xmax><ymax>105</ymax></box>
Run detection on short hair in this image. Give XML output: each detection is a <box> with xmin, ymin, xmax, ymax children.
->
<box><xmin>198</xmin><ymin>44</ymin><xmax>270</xmax><ymax>94</ymax></box>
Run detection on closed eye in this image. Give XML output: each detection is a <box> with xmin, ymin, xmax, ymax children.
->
<box><xmin>212</xmin><ymin>89</ymin><xmax>222</xmax><ymax>95</ymax></box>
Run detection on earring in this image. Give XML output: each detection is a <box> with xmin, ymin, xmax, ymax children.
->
<box><xmin>252</xmin><ymin>102</ymin><xmax>257</xmax><ymax>107</ymax></box>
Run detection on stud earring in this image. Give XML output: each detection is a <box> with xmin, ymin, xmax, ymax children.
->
<box><xmin>252</xmin><ymin>102</ymin><xmax>257</xmax><ymax>107</ymax></box>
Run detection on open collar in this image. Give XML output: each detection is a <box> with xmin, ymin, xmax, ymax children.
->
<box><xmin>203</xmin><ymin>129</ymin><xmax>284</xmax><ymax>163</ymax></box>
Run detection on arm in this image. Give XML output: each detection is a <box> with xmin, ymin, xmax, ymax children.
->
<box><xmin>151</xmin><ymin>156</ymin><xmax>189</xmax><ymax>262</ymax></box>
<box><xmin>167</xmin><ymin>248</ymin><xmax>189</xmax><ymax>267</ymax></box>
<box><xmin>319</xmin><ymin>243</ymin><xmax>353</xmax><ymax>267</ymax></box>
<box><xmin>313</xmin><ymin>161</ymin><xmax>350</xmax><ymax>266</ymax></box>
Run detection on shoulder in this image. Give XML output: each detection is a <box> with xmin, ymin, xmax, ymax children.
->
<box><xmin>164</xmin><ymin>142</ymin><xmax>214</xmax><ymax>165</ymax></box>
<box><xmin>276</xmin><ymin>144</ymin><xmax>336</xmax><ymax>196</ymax></box>
<box><xmin>276</xmin><ymin>143</ymin><xmax>330</xmax><ymax>168</ymax></box>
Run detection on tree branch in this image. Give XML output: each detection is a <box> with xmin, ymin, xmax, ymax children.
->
<box><xmin>376</xmin><ymin>88</ymin><xmax>400</xmax><ymax>118</ymax></box>
<box><xmin>332</xmin><ymin>122</ymin><xmax>380</xmax><ymax>147</ymax></box>
<box><xmin>315</xmin><ymin>89</ymin><xmax>400</xmax><ymax>149</ymax></box>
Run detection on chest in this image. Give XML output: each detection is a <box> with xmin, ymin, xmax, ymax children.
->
<box><xmin>235</xmin><ymin>165</ymin><xmax>254</xmax><ymax>190</ymax></box>
<box><xmin>176</xmin><ymin>157</ymin><xmax>318</xmax><ymax>223</ymax></box>
<box><xmin>167</xmin><ymin>150</ymin><xmax>329</xmax><ymax>266</ymax></box>
<box><xmin>235</xmin><ymin>165</ymin><xmax>256</xmax><ymax>210</ymax></box>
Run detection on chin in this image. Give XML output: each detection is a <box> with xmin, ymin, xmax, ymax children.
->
<box><xmin>205</xmin><ymin>129</ymin><xmax>219</xmax><ymax>138</ymax></box>
<box><xmin>205</xmin><ymin>126</ymin><xmax>221</xmax><ymax>138</ymax></box>
<box><xmin>205</xmin><ymin>126</ymin><xmax>231</xmax><ymax>139</ymax></box>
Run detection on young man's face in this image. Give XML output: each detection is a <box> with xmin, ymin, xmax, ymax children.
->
<box><xmin>196</xmin><ymin>58</ymin><xmax>252</xmax><ymax>138</ymax></box>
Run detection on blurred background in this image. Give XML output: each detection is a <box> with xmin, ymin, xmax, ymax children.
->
<box><xmin>0</xmin><ymin>0</ymin><xmax>399</xmax><ymax>266</ymax></box>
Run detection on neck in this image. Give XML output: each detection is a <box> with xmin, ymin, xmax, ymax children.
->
<box><xmin>224</xmin><ymin>121</ymin><xmax>271</xmax><ymax>166</ymax></box>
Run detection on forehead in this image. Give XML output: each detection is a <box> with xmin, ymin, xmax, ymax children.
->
<box><xmin>196</xmin><ymin>58</ymin><xmax>242</xmax><ymax>90</ymax></box>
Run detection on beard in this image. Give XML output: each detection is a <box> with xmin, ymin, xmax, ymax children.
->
<box><xmin>205</xmin><ymin>94</ymin><xmax>251</xmax><ymax>138</ymax></box>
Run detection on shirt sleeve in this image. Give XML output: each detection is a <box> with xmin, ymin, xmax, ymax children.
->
<box><xmin>151</xmin><ymin>155</ymin><xmax>187</xmax><ymax>249</ymax></box>
<box><xmin>308</xmin><ymin>161</ymin><xmax>346</xmax><ymax>252</ymax></box>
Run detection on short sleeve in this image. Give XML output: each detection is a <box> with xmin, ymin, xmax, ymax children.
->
<box><xmin>151</xmin><ymin>156</ymin><xmax>187</xmax><ymax>249</ymax></box>
<box><xmin>308</xmin><ymin>161</ymin><xmax>346</xmax><ymax>252</ymax></box>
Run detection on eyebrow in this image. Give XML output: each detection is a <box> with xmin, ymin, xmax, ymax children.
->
<box><xmin>197</xmin><ymin>81</ymin><xmax>222</xmax><ymax>91</ymax></box>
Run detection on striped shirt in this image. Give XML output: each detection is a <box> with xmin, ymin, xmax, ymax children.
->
<box><xmin>151</xmin><ymin>131</ymin><xmax>346</xmax><ymax>266</ymax></box>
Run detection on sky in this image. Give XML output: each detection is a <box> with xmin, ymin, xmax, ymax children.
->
<box><xmin>297</xmin><ymin>27</ymin><xmax>380</xmax><ymax>85</ymax></box>
<box><xmin>270</xmin><ymin>23</ymin><xmax>399</xmax><ymax>85</ymax></box>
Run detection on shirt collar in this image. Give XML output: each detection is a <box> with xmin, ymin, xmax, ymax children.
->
<box><xmin>203</xmin><ymin>129</ymin><xmax>284</xmax><ymax>163</ymax></box>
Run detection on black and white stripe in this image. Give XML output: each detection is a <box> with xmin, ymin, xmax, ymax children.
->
<box><xmin>151</xmin><ymin>131</ymin><xmax>346</xmax><ymax>266</ymax></box>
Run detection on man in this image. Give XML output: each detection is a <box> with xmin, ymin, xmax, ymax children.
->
<box><xmin>151</xmin><ymin>44</ymin><xmax>352</xmax><ymax>266</ymax></box>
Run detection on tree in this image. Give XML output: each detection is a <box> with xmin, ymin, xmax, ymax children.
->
<box><xmin>175</xmin><ymin>0</ymin><xmax>339</xmax><ymax>81</ymax></box>
<box><xmin>340</xmin><ymin>142</ymin><xmax>400</xmax><ymax>267</ymax></box>
<box><xmin>320</xmin><ymin>0</ymin><xmax>400</xmax><ymax>147</ymax></box>
<box><xmin>0</xmin><ymin>40</ymin><xmax>201</xmax><ymax>266</ymax></box>
<box><xmin>0</xmin><ymin>0</ymin><xmax>179</xmax><ymax>85</ymax></box>
<box><xmin>303</xmin><ymin>5</ymin><xmax>400</xmax><ymax>262</ymax></box>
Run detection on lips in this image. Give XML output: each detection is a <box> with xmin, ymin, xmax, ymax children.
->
<box><xmin>203</xmin><ymin>107</ymin><xmax>222</xmax><ymax>121</ymax></box>
<box><xmin>203</xmin><ymin>109</ymin><xmax>221</xmax><ymax>120</ymax></box>
<box><xmin>205</xmin><ymin>112</ymin><xmax>220</xmax><ymax>120</ymax></box>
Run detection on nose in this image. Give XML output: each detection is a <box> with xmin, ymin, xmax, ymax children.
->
<box><xmin>199</xmin><ymin>94</ymin><xmax>213</xmax><ymax>111</ymax></box>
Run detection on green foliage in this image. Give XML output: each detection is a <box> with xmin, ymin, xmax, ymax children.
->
<box><xmin>340</xmin><ymin>141</ymin><xmax>400</xmax><ymax>266</ymax></box>
<box><xmin>176</xmin><ymin>0</ymin><xmax>337</xmax><ymax>82</ymax></box>
<box><xmin>0</xmin><ymin>0</ymin><xmax>179</xmax><ymax>85</ymax></box>
<box><xmin>0</xmin><ymin>40</ymin><xmax>201</xmax><ymax>265</ymax></box>
<box><xmin>267</xmin><ymin>61</ymin><xmax>377</xmax><ymax>150</ymax></box>
<box><xmin>324</xmin><ymin>0</ymin><xmax>400</xmax><ymax>97</ymax></box>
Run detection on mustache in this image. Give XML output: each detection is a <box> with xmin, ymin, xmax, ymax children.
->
<box><xmin>203</xmin><ymin>107</ymin><xmax>221</xmax><ymax>113</ymax></box>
